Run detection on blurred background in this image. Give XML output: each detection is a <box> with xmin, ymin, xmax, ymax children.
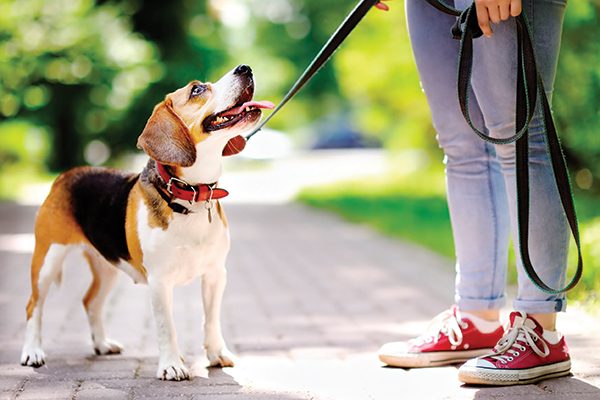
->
<box><xmin>0</xmin><ymin>0</ymin><xmax>598</xmax><ymax>302</ymax></box>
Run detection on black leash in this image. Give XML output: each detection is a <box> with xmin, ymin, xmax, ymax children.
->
<box><xmin>245</xmin><ymin>0</ymin><xmax>380</xmax><ymax>140</ymax></box>
<box><xmin>425</xmin><ymin>0</ymin><xmax>582</xmax><ymax>294</ymax></box>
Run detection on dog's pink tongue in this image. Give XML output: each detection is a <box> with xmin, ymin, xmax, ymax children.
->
<box><xmin>221</xmin><ymin>100</ymin><xmax>275</xmax><ymax>117</ymax></box>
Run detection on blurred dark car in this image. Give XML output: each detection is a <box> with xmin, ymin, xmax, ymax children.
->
<box><xmin>309</xmin><ymin>115</ymin><xmax>381</xmax><ymax>150</ymax></box>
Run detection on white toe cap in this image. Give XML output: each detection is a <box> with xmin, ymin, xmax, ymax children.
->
<box><xmin>463</xmin><ymin>357</ymin><xmax>495</xmax><ymax>368</ymax></box>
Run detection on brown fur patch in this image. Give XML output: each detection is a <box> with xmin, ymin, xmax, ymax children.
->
<box><xmin>216</xmin><ymin>201</ymin><xmax>228</xmax><ymax>228</ymax></box>
<box><xmin>125</xmin><ymin>182</ymin><xmax>149</xmax><ymax>278</ymax></box>
<box><xmin>139</xmin><ymin>179</ymin><xmax>173</xmax><ymax>230</ymax></box>
<box><xmin>137</xmin><ymin>99</ymin><xmax>197</xmax><ymax>167</ymax></box>
<box><xmin>26</xmin><ymin>171</ymin><xmax>88</xmax><ymax>319</ymax></box>
<box><xmin>82</xmin><ymin>252</ymin><xmax>101</xmax><ymax>310</ymax></box>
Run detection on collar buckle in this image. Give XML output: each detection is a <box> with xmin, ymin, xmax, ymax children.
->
<box><xmin>166</xmin><ymin>176</ymin><xmax>197</xmax><ymax>203</ymax></box>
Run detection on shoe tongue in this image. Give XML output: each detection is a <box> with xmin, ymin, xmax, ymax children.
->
<box><xmin>508</xmin><ymin>311</ymin><xmax>542</xmax><ymax>333</ymax></box>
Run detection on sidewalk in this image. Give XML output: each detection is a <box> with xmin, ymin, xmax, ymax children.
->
<box><xmin>1</xmin><ymin>150</ymin><xmax>599</xmax><ymax>399</ymax></box>
<box><xmin>1</xmin><ymin>200</ymin><xmax>599</xmax><ymax>400</ymax></box>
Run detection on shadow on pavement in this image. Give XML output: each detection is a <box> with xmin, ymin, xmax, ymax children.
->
<box><xmin>470</xmin><ymin>376</ymin><xmax>600</xmax><ymax>399</ymax></box>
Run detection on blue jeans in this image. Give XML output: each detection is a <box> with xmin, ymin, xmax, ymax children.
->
<box><xmin>406</xmin><ymin>0</ymin><xmax>568</xmax><ymax>313</ymax></box>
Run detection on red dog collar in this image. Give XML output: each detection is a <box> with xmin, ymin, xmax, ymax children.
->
<box><xmin>156</xmin><ymin>163</ymin><xmax>228</xmax><ymax>203</ymax></box>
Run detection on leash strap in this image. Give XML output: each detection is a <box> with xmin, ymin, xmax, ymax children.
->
<box><xmin>426</xmin><ymin>0</ymin><xmax>582</xmax><ymax>293</ymax></box>
<box><xmin>245</xmin><ymin>0</ymin><xmax>380</xmax><ymax>140</ymax></box>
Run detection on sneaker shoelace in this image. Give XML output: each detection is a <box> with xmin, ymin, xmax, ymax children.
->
<box><xmin>409</xmin><ymin>307</ymin><xmax>468</xmax><ymax>347</ymax></box>
<box><xmin>490</xmin><ymin>312</ymin><xmax>549</xmax><ymax>364</ymax></box>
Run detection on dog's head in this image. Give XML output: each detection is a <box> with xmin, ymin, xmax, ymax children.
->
<box><xmin>137</xmin><ymin>65</ymin><xmax>273</xmax><ymax>167</ymax></box>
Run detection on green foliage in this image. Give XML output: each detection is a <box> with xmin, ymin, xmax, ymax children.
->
<box><xmin>0</xmin><ymin>120</ymin><xmax>49</xmax><ymax>165</ymax></box>
<box><xmin>334</xmin><ymin>6</ymin><xmax>435</xmax><ymax>150</ymax></box>
<box><xmin>553</xmin><ymin>1</ymin><xmax>600</xmax><ymax>191</ymax></box>
<box><xmin>299</xmin><ymin>167</ymin><xmax>455</xmax><ymax>259</ymax></box>
<box><xmin>0</xmin><ymin>0</ymin><xmax>162</xmax><ymax>170</ymax></box>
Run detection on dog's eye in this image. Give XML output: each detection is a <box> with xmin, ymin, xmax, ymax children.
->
<box><xmin>190</xmin><ymin>84</ymin><xmax>206</xmax><ymax>98</ymax></box>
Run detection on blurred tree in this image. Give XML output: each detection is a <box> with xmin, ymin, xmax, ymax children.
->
<box><xmin>553</xmin><ymin>1</ymin><xmax>600</xmax><ymax>192</ymax></box>
<box><xmin>0</xmin><ymin>0</ymin><xmax>161</xmax><ymax>171</ymax></box>
<box><xmin>333</xmin><ymin>4</ymin><xmax>435</xmax><ymax>152</ymax></box>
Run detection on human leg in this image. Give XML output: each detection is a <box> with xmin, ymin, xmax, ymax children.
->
<box><xmin>452</xmin><ymin>0</ymin><xmax>570</xmax><ymax>384</ymax></box>
<box><xmin>406</xmin><ymin>0</ymin><xmax>512</xmax><ymax>314</ymax></box>
<box><xmin>378</xmin><ymin>0</ymin><xmax>511</xmax><ymax>367</ymax></box>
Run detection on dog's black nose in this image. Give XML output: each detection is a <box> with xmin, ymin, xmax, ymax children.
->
<box><xmin>234</xmin><ymin>64</ymin><xmax>252</xmax><ymax>76</ymax></box>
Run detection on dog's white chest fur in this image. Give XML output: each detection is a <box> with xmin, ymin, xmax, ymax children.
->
<box><xmin>136</xmin><ymin>200</ymin><xmax>230</xmax><ymax>285</ymax></box>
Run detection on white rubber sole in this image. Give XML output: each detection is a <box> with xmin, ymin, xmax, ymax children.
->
<box><xmin>379</xmin><ymin>348</ymin><xmax>493</xmax><ymax>368</ymax></box>
<box><xmin>458</xmin><ymin>359</ymin><xmax>572</xmax><ymax>386</ymax></box>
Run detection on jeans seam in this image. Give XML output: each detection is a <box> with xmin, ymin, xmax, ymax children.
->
<box><xmin>528</xmin><ymin>0</ymin><xmax>534</xmax><ymax>38</ymax></box>
<box><xmin>485</xmin><ymin>143</ymin><xmax>500</xmax><ymax>303</ymax></box>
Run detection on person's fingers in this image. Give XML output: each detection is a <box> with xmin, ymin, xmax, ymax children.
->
<box><xmin>475</xmin><ymin>3</ymin><xmax>493</xmax><ymax>37</ymax></box>
<box><xmin>374</xmin><ymin>1</ymin><xmax>390</xmax><ymax>11</ymax></box>
<box><xmin>375</xmin><ymin>3</ymin><xmax>389</xmax><ymax>11</ymax></box>
<box><xmin>487</xmin><ymin>4</ymin><xmax>501</xmax><ymax>24</ymax></box>
<box><xmin>510</xmin><ymin>0</ymin><xmax>522</xmax><ymax>16</ymax></box>
<box><xmin>499</xmin><ymin>0</ymin><xmax>511</xmax><ymax>20</ymax></box>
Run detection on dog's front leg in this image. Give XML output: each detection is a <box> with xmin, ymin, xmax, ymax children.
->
<box><xmin>148</xmin><ymin>279</ymin><xmax>189</xmax><ymax>380</ymax></box>
<box><xmin>202</xmin><ymin>267</ymin><xmax>235</xmax><ymax>367</ymax></box>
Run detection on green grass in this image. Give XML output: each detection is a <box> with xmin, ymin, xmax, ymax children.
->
<box><xmin>299</xmin><ymin>167</ymin><xmax>456</xmax><ymax>260</ymax></box>
<box><xmin>298</xmin><ymin>166</ymin><xmax>600</xmax><ymax>308</ymax></box>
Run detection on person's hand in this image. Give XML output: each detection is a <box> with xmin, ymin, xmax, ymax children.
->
<box><xmin>475</xmin><ymin>0</ymin><xmax>522</xmax><ymax>37</ymax></box>
<box><xmin>374</xmin><ymin>0</ymin><xmax>390</xmax><ymax>11</ymax></box>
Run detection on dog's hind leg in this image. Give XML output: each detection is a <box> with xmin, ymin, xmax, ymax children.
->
<box><xmin>82</xmin><ymin>248</ymin><xmax>123</xmax><ymax>356</ymax></box>
<box><xmin>21</xmin><ymin>242</ymin><xmax>69</xmax><ymax>367</ymax></box>
<box><xmin>202</xmin><ymin>266</ymin><xmax>235</xmax><ymax>367</ymax></box>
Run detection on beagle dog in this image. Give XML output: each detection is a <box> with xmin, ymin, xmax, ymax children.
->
<box><xmin>20</xmin><ymin>65</ymin><xmax>273</xmax><ymax>380</ymax></box>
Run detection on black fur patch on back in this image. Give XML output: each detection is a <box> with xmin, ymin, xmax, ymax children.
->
<box><xmin>69</xmin><ymin>168</ymin><xmax>139</xmax><ymax>263</ymax></box>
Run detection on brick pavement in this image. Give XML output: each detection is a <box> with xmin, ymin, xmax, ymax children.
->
<box><xmin>0</xmin><ymin>202</ymin><xmax>599</xmax><ymax>399</ymax></box>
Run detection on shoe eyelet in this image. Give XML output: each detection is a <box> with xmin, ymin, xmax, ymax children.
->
<box><xmin>513</xmin><ymin>351</ymin><xmax>520</xmax><ymax>356</ymax></box>
<box><xmin>507</xmin><ymin>357</ymin><xmax>514</xmax><ymax>361</ymax></box>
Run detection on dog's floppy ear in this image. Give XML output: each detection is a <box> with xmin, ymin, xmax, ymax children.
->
<box><xmin>222</xmin><ymin>135</ymin><xmax>246</xmax><ymax>156</ymax></box>
<box><xmin>137</xmin><ymin>99</ymin><xmax>196</xmax><ymax>167</ymax></box>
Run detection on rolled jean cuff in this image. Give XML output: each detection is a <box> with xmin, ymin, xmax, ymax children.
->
<box><xmin>455</xmin><ymin>294</ymin><xmax>506</xmax><ymax>311</ymax></box>
<box><xmin>513</xmin><ymin>297</ymin><xmax>567</xmax><ymax>314</ymax></box>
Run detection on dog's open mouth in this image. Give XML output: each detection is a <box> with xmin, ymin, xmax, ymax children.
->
<box><xmin>203</xmin><ymin>100</ymin><xmax>274</xmax><ymax>132</ymax></box>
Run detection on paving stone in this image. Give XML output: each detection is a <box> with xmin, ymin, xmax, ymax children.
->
<box><xmin>17</xmin><ymin>378</ymin><xmax>78</xmax><ymax>399</ymax></box>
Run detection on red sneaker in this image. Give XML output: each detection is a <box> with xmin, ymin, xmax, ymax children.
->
<box><xmin>378</xmin><ymin>306</ymin><xmax>504</xmax><ymax>368</ymax></box>
<box><xmin>458</xmin><ymin>311</ymin><xmax>571</xmax><ymax>385</ymax></box>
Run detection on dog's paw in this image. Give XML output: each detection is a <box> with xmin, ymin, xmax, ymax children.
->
<box><xmin>94</xmin><ymin>338</ymin><xmax>123</xmax><ymax>356</ymax></box>
<box><xmin>207</xmin><ymin>347</ymin><xmax>236</xmax><ymax>368</ymax></box>
<box><xmin>157</xmin><ymin>360</ymin><xmax>190</xmax><ymax>381</ymax></box>
<box><xmin>20</xmin><ymin>346</ymin><xmax>46</xmax><ymax>368</ymax></box>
